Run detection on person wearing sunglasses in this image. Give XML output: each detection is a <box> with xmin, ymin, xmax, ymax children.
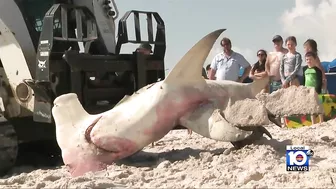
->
<box><xmin>249</xmin><ymin>49</ymin><xmax>269</xmax><ymax>93</ymax></box>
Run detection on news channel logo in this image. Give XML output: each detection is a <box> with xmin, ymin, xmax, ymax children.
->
<box><xmin>286</xmin><ymin>145</ymin><xmax>314</xmax><ymax>172</ymax></box>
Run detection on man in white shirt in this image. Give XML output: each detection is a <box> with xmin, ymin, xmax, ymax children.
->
<box><xmin>208</xmin><ymin>37</ymin><xmax>251</xmax><ymax>82</ymax></box>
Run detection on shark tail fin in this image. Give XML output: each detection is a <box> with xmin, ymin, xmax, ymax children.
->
<box><xmin>250</xmin><ymin>76</ymin><xmax>270</xmax><ymax>96</ymax></box>
<box><xmin>163</xmin><ymin>29</ymin><xmax>226</xmax><ymax>85</ymax></box>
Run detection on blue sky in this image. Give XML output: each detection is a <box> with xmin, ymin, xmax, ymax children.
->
<box><xmin>114</xmin><ymin>0</ymin><xmax>336</xmax><ymax>72</ymax></box>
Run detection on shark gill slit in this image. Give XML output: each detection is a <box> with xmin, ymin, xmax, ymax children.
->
<box><xmin>84</xmin><ymin>116</ymin><xmax>102</xmax><ymax>144</ymax></box>
<box><xmin>84</xmin><ymin>116</ymin><xmax>120</xmax><ymax>153</ymax></box>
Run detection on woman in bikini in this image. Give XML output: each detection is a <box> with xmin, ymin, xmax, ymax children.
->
<box><xmin>249</xmin><ymin>49</ymin><xmax>269</xmax><ymax>93</ymax></box>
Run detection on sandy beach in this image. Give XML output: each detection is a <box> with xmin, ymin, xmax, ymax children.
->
<box><xmin>1</xmin><ymin>118</ymin><xmax>336</xmax><ymax>188</ymax></box>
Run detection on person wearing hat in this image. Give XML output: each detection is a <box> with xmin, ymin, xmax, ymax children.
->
<box><xmin>265</xmin><ymin>35</ymin><xmax>289</xmax><ymax>93</ymax></box>
<box><xmin>136</xmin><ymin>43</ymin><xmax>153</xmax><ymax>55</ymax></box>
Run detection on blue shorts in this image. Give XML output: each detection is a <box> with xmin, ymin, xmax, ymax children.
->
<box><xmin>270</xmin><ymin>80</ymin><xmax>282</xmax><ymax>93</ymax></box>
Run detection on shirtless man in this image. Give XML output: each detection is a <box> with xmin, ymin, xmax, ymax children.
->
<box><xmin>265</xmin><ymin>35</ymin><xmax>289</xmax><ymax>93</ymax></box>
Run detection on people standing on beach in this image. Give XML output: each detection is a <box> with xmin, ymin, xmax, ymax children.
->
<box><xmin>208</xmin><ymin>37</ymin><xmax>251</xmax><ymax>82</ymax></box>
<box><xmin>303</xmin><ymin>39</ymin><xmax>327</xmax><ymax>93</ymax></box>
<box><xmin>249</xmin><ymin>49</ymin><xmax>269</xmax><ymax>93</ymax></box>
<box><xmin>302</xmin><ymin>51</ymin><xmax>324</xmax><ymax>124</ymax></box>
<box><xmin>280</xmin><ymin>36</ymin><xmax>302</xmax><ymax>88</ymax></box>
<box><xmin>265</xmin><ymin>35</ymin><xmax>289</xmax><ymax>93</ymax></box>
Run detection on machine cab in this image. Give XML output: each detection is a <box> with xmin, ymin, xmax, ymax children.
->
<box><xmin>14</xmin><ymin>0</ymin><xmax>56</xmax><ymax>49</ymax></box>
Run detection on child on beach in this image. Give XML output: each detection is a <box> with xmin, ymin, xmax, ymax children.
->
<box><xmin>303</xmin><ymin>39</ymin><xmax>327</xmax><ymax>92</ymax></box>
<box><xmin>280</xmin><ymin>36</ymin><xmax>302</xmax><ymax>88</ymax></box>
<box><xmin>303</xmin><ymin>51</ymin><xmax>324</xmax><ymax>124</ymax></box>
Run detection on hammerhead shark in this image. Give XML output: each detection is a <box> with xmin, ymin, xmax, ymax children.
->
<box><xmin>52</xmin><ymin>29</ymin><xmax>323</xmax><ymax>177</ymax></box>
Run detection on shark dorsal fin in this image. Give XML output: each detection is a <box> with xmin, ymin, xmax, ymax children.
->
<box><xmin>163</xmin><ymin>29</ymin><xmax>226</xmax><ymax>85</ymax></box>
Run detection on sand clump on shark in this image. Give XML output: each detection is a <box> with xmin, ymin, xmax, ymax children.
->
<box><xmin>51</xmin><ymin>29</ymin><xmax>323</xmax><ymax>177</ymax></box>
<box><xmin>256</xmin><ymin>86</ymin><xmax>324</xmax><ymax>116</ymax></box>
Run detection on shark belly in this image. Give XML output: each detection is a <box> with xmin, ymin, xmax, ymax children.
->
<box><xmin>89</xmin><ymin>85</ymin><xmax>210</xmax><ymax>153</ymax></box>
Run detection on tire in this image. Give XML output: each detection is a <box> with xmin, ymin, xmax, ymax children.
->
<box><xmin>0</xmin><ymin>114</ymin><xmax>18</xmax><ymax>176</ymax></box>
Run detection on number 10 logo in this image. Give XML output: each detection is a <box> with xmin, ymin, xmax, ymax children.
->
<box><xmin>286</xmin><ymin>145</ymin><xmax>313</xmax><ymax>172</ymax></box>
<box><xmin>288</xmin><ymin>151</ymin><xmax>308</xmax><ymax>166</ymax></box>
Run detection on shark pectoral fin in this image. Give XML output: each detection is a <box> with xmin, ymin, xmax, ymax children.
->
<box><xmin>249</xmin><ymin>76</ymin><xmax>270</xmax><ymax>96</ymax></box>
<box><xmin>231</xmin><ymin>126</ymin><xmax>272</xmax><ymax>150</ymax></box>
<box><xmin>236</xmin><ymin>126</ymin><xmax>272</xmax><ymax>139</ymax></box>
<box><xmin>208</xmin><ymin>109</ymin><xmax>252</xmax><ymax>142</ymax></box>
<box><xmin>163</xmin><ymin>29</ymin><xmax>226</xmax><ymax>86</ymax></box>
<box><xmin>266</xmin><ymin>110</ymin><xmax>282</xmax><ymax>127</ymax></box>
